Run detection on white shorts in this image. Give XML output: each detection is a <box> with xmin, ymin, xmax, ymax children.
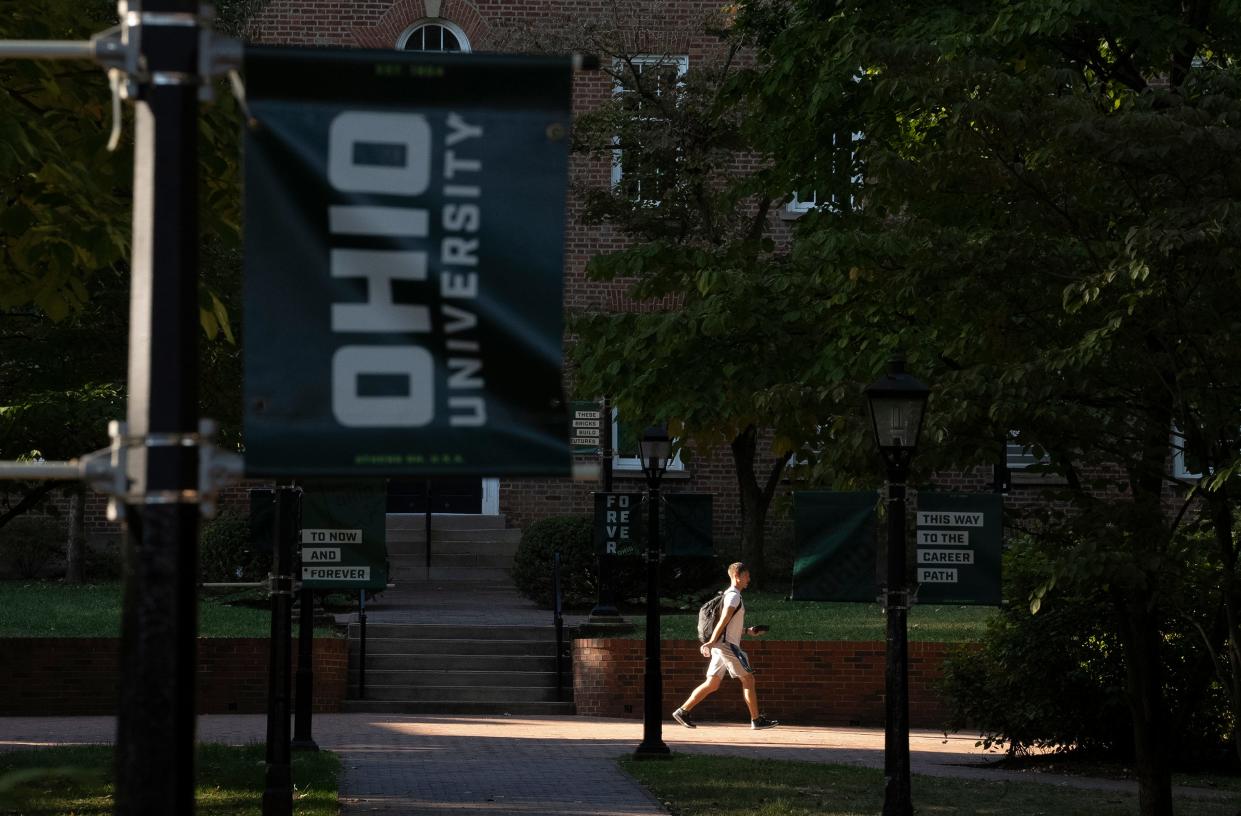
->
<box><xmin>706</xmin><ymin>643</ymin><xmax>753</xmax><ymax>679</ymax></box>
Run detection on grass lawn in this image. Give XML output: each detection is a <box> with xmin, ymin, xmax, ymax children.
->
<box><xmin>620</xmin><ymin>754</ymin><xmax>1238</xmax><ymax>816</ymax></box>
<box><xmin>0</xmin><ymin>582</ymin><xmax>339</xmax><ymax>638</ymax></box>
<box><xmin>617</xmin><ymin>590</ymin><xmax>996</xmax><ymax>642</ymax></box>
<box><xmin>0</xmin><ymin>743</ymin><xmax>339</xmax><ymax>815</ymax></box>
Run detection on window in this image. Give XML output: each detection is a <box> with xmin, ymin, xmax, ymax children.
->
<box><xmin>785</xmin><ymin>129</ymin><xmax>864</xmax><ymax>216</ymax></box>
<box><xmin>398</xmin><ymin>20</ymin><xmax>469</xmax><ymax>52</ymax></box>
<box><xmin>611</xmin><ymin>55</ymin><xmax>689</xmax><ymax>204</ymax></box>
<box><xmin>1171</xmin><ymin>428</ymin><xmax>1211</xmax><ymax>481</ymax></box>
<box><xmin>1006</xmin><ymin>432</ymin><xmax>1050</xmax><ymax>470</ymax></box>
<box><xmin>612</xmin><ymin>410</ymin><xmax>685</xmax><ymax>472</ymax></box>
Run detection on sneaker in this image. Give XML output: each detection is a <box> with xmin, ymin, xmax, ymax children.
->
<box><xmin>672</xmin><ymin>707</ymin><xmax>696</xmax><ymax>729</ymax></box>
<box><xmin>751</xmin><ymin>716</ymin><xmax>778</xmax><ymax>730</ymax></box>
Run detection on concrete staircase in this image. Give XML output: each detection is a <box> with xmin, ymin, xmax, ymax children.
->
<box><xmin>343</xmin><ymin>621</ymin><xmax>575</xmax><ymax>715</ymax></box>
<box><xmin>386</xmin><ymin>514</ymin><xmax>522</xmax><ymax>583</ymax></box>
<box><xmin>342</xmin><ymin>516</ymin><xmax>577</xmax><ymax>714</ymax></box>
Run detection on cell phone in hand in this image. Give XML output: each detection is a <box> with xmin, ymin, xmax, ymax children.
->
<box><xmin>750</xmin><ymin>624</ymin><xmax>770</xmax><ymax>634</ymax></box>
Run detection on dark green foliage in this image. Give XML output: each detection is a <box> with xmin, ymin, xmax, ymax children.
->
<box><xmin>198</xmin><ymin>509</ymin><xmax>269</xmax><ymax>584</ymax></box>
<box><xmin>942</xmin><ymin>536</ymin><xmax>1235</xmax><ymax>767</ymax></box>
<box><xmin>0</xmin><ymin>516</ymin><xmax>61</xmax><ymax>579</ymax></box>
<box><xmin>941</xmin><ymin>540</ymin><xmax>1133</xmax><ymax>757</ymax></box>
<box><xmin>512</xmin><ymin>515</ymin><xmax>602</xmax><ymax>608</ymax></box>
<box><xmin>512</xmin><ymin>514</ymin><xmax>720</xmax><ymax>610</ymax></box>
<box><xmin>83</xmin><ymin>540</ymin><xmax>121</xmax><ymax>582</ymax></box>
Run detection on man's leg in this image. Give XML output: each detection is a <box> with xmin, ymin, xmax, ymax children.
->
<box><xmin>680</xmin><ymin>674</ymin><xmax>722</xmax><ymax>712</ymax></box>
<box><xmin>739</xmin><ymin>673</ymin><xmax>759</xmax><ymax>720</ymax></box>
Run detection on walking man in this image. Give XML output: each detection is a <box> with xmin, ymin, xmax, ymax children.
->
<box><xmin>672</xmin><ymin>562</ymin><xmax>778</xmax><ymax>729</ymax></box>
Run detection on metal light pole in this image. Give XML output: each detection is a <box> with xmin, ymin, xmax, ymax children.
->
<box><xmin>113</xmin><ymin>3</ymin><xmax>202</xmax><ymax>812</ymax></box>
<box><xmin>864</xmin><ymin>357</ymin><xmax>930</xmax><ymax>816</ymax></box>
<box><xmin>263</xmin><ymin>486</ymin><xmax>299</xmax><ymax>816</ymax></box>
<box><xmin>291</xmin><ymin>585</ymin><xmax>319</xmax><ymax>752</ymax></box>
<box><xmin>634</xmin><ymin>425</ymin><xmax>671</xmax><ymax>759</ymax></box>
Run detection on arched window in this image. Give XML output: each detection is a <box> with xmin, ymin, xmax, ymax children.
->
<box><xmin>398</xmin><ymin>20</ymin><xmax>469</xmax><ymax>53</ymax></box>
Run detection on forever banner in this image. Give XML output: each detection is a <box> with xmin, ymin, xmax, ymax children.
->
<box><xmin>243</xmin><ymin>47</ymin><xmax>573</xmax><ymax>477</ymax></box>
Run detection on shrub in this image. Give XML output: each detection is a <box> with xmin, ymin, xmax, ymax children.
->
<box><xmin>199</xmin><ymin>509</ymin><xmax>270</xmax><ymax>584</ymax></box>
<box><xmin>84</xmin><ymin>539</ymin><xmax>122</xmax><ymax>581</ymax></box>
<box><xmin>940</xmin><ymin>538</ymin><xmax>1134</xmax><ymax>756</ymax></box>
<box><xmin>0</xmin><ymin>516</ymin><xmax>63</xmax><ymax>579</ymax></box>
<box><xmin>512</xmin><ymin>515</ymin><xmax>599</xmax><ymax>608</ymax></box>
<box><xmin>512</xmin><ymin>514</ymin><xmax>722</xmax><ymax>610</ymax></box>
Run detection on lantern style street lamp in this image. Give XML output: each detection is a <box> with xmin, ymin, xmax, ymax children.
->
<box><xmin>634</xmin><ymin>424</ymin><xmax>672</xmax><ymax>758</ymax></box>
<box><xmin>864</xmin><ymin>357</ymin><xmax>929</xmax><ymax>816</ymax></box>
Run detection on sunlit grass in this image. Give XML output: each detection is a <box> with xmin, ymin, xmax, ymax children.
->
<box><xmin>0</xmin><ymin>581</ymin><xmax>337</xmax><ymax>638</ymax></box>
<box><xmin>623</xmin><ymin>590</ymin><xmax>996</xmax><ymax>642</ymax></box>
<box><xmin>0</xmin><ymin>743</ymin><xmax>339</xmax><ymax>815</ymax></box>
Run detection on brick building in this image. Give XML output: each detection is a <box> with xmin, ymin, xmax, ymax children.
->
<box><xmin>58</xmin><ymin>0</ymin><xmax>1188</xmax><ymax>579</ymax></box>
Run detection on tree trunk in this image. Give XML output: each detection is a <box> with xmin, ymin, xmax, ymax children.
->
<box><xmin>729</xmin><ymin>424</ymin><xmax>789</xmax><ymax>588</ymax></box>
<box><xmin>65</xmin><ymin>485</ymin><xmax>86</xmax><ymax>584</ymax></box>
<box><xmin>1115</xmin><ymin>592</ymin><xmax>1174</xmax><ymax>816</ymax></box>
<box><xmin>1208</xmin><ymin>494</ymin><xmax>1241</xmax><ymax>768</ymax></box>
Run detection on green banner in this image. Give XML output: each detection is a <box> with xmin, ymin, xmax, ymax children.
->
<box><xmin>299</xmin><ymin>481</ymin><xmax>389</xmax><ymax>591</ymax></box>
<box><xmin>594</xmin><ymin>492</ymin><xmax>644</xmax><ymax>557</ymax></box>
<box><xmin>243</xmin><ymin>47</ymin><xmax>573</xmax><ymax>477</ymax></box>
<box><xmin>664</xmin><ymin>493</ymin><xmax>713</xmax><ymax>557</ymax></box>
<box><xmin>914</xmin><ymin>493</ymin><xmax>1003</xmax><ymax>605</ymax></box>
<box><xmin>571</xmin><ymin>400</ymin><xmax>604</xmax><ymax>455</ymax></box>
<box><xmin>792</xmin><ymin>491</ymin><xmax>878</xmax><ymax>602</ymax></box>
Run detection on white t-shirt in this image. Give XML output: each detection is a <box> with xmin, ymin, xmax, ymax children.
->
<box><xmin>720</xmin><ymin>587</ymin><xmax>745</xmax><ymax>646</ymax></box>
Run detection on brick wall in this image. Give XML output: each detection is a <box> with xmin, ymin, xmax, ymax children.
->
<box><xmin>573</xmin><ymin>638</ymin><xmax>961</xmax><ymax>729</ymax></box>
<box><xmin>0</xmin><ymin>637</ymin><xmax>347</xmax><ymax>716</ymax></box>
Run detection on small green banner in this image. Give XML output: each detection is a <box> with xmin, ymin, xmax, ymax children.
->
<box><xmin>791</xmin><ymin>491</ymin><xmax>878</xmax><ymax>602</ymax></box>
<box><xmin>299</xmin><ymin>481</ymin><xmax>389</xmax><ymax>591</ymax></box>
<box><xmin>571</xmin><ymin>400</ymin><xmax>604</xmax><ymax>455</ymax></box>
<box><xmin>664</xmin><ymin>493</ymin><xmax>713</xmax><ymax>558</ymax></box>
<box><xmin>594</xmin><ymin>492</ymin><xmax>644</xmax><ymax>557</ymax></box>
<box><xmin>913</xmin><ymin>493</ymin><xmax>1002</xmax><ymax>605</ymax></box>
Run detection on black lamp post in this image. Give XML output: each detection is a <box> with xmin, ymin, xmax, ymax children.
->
<box><xmin>634</xmin><ymin>424</ymin><xmax>672</xmax><ymax>759</ymax></box>
<box><xmin>864</xmin><ymin>357</ymin><xmax>929</xmax><ymax>816</ymax></box>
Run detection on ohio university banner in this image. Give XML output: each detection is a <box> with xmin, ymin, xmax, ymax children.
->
<box><xmin>243</xmin><ymin>47</ymin><xmax>573</xmax><ymax>477</ymax></box>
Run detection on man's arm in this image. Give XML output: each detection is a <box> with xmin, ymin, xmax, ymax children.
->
<box><xmin>700</xmin><ymin>603</ymin><xmax>738</xmax><ymax>656</ymax></box>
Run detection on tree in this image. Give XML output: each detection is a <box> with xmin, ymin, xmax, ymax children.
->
<box><xmin>0</xmin><ymin>0</ymin><xmax>251</xmax><ymax>575</ymax></box>
<box><xmin>513</xmin><ymin>5</ymin><xmax>837</xmax><ymax>584</ymax></box>
<box><xmin>736</xmin><ymin>0</ymin><xmax>1241</xmax><ymax>811</ymax></box>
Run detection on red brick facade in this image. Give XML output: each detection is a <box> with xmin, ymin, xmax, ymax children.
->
<box><xmin>573</xmin><ymin>638</ymin><xmax>961</xmax><ymax>729</ymax></box>
<box><xmin>0</xmin><ymin>637</ymin><xmax>347</xmax><ymax>716</ymax></box>
<box><xmin>45</xmin><ymin>1</ymin><xmax>1192</xmax><ymax>564</ymax></box>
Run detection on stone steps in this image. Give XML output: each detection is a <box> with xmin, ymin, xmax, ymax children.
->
<box><xmin>342</xmin><ymin>700</ymin><xmax>575</xmax><ymax>715</ymax></box>
<box><xmin>347</xmin><ymin>622</ymin><xmax>574</xmax><ymax>714</ymax></box>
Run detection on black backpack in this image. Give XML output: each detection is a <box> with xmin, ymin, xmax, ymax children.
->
<box><xmin>697</xmin><ymin>591</ymin><xmax>736</xmax><ymax>643</ymax></box>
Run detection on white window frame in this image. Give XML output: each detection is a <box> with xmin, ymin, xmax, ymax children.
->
<box><xmin>1006</xmin><ymin>432</ymin><xmax>1050</xmax><ymax>470</ymax></box>
<box><xmin>785</xmin><ymin>129</ymin><xmax>864</xmax><ymax>216</ymax></box>
<box><xmin>1171</xmin><ymin>428</ymin><xmax>1209</xmax><ymax>481</ymax></box>
<box><xmin>611</xmin><ymin>408</ymin><xmax>685</xmax><ymax>473</ymax></box>
<box><xmin>610</xmin><ymin>54</ymin><xmax>689</xmax><ymax>205</ymax></box>
<box><xmin>397</xmin><ymin>19</ymin><xmax>470</xmax><ymax>52</ymax></box>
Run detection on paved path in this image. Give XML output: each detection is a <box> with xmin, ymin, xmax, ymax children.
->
<box><xmin>2</xmin><ymin>584</ymin><xmax>1233</xmax><ymax>812</ymax></box>
<box><xmin>0</xmin><ymin>714</ymin><xmax>1232</xmax><ymax>813</ymax></box>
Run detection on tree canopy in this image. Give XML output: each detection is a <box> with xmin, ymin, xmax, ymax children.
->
<box><xmin>735</xmin><ymin>0</ymin><xmax>1241</xmax><ymax>810</ymax></box>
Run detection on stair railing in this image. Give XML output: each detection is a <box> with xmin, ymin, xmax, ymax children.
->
<box><xmin>553</xmin><ymin>549</ymin><xmax>565</xmax><ymax>701</ymax></box>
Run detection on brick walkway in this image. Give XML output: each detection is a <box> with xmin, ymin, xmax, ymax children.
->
<box><xmin>1</xmin><ymin>713</ymin><xmax>1232</xmax><ymax>813</ymax></box>
<box><xmin>1</xmin><ymin>584</ymin><xmax>1232</xmax><ymax>812</ymax></box>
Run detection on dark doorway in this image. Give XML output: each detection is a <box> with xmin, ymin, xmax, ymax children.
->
<box><xmin>387</xmin><ymin>478</ymin><xmax>483</xmax><ymax>514</ymax></box>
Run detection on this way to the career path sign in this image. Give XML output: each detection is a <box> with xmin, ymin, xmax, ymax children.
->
<box><xmin>243</xmin><ymin>47</ymin><xmax>573</xmax><ymax>477</ymax></box>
